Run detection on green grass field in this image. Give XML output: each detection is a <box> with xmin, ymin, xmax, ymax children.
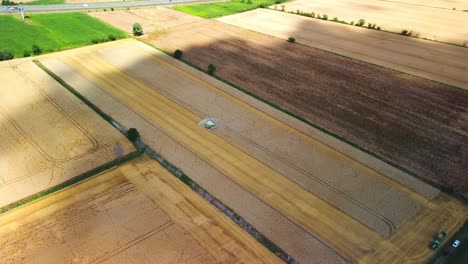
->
<box><xmin>0</xmin><ymin>13</ymin><xmax>126</xmax><ymax>59</ymax></box>
<box><xmin>25</xmin><ymin>0</ymin><xmax>64</xmax><ymax>5</ymax></box>
<box><xmin>173</xmin><ymin>0</ymin><xmax>282</xmax><ymax>18</ymax></box>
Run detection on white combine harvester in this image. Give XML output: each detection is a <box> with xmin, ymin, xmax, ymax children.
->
<box><xmin>199</xmin><ymin>118</ymin><xmax>218</xmax><ymax>131</ymax></box>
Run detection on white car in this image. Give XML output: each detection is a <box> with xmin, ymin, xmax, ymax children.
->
<box><xmin>452</xmin><ymin>240</ymin><xmax>461</xmax><ymax>248</ymax></box>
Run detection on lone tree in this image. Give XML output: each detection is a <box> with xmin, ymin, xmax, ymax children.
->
<box><xmin>207</xmin><ymin>64</ymin><xmax>216</xmax><ymax>75</ymax></box>
<box><xmin>0</xmin><ymin>49</ymin><xmax>14</xmax><ymax>61</ymax></box>
<box><xmin>32</xmin><ymin>44</ymin><xmax>42</xmax><ymax>55</ymax></box>
<box><xmin>174</xmin><ymin>49</ymin><xmax>183</xmax><ymax>59</ymax></box>
<box><xmin>127</xmin><ymin>128</ymin><xmax>140</xmax><ymax>142</ymax></box>
<box><xmin>133</xmin><ymin>23</ymin><xmax>143</xmax><ymax>36</ymax></box>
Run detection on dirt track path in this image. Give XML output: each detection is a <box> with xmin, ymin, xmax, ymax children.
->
<box><xmin>218</xmin><ymin>8</ymin><xmax>468</xmax><ymax>90</ymax></box>
<box><xmin>274</xmin><ymin>0</ymin><xmax>468</xmax><ymax>45</ymax></box>
<box><xmin>0</xmin><ymin>157</ymin><xmax>280</xmax><ymax>263</ymax></box>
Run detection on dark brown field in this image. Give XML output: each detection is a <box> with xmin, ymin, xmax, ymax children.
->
<box><xmin>148</xmin><ymin>20</ymin><xmax>468</xmax><ymax>199</ymax></box>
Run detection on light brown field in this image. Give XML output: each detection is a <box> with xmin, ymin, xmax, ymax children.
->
<box><xmin>0</xmin><ymin>59</ymin><xmax>134</xmax><ymax>209</ymax></box>
<box><xmin>274</xmin><ymin>0</ymin><xmax>468</xmax><ymax>45</ymax></box>
<box><xmin>37</xmin><ymin>39</ymin><xmax>467</xmax><ymax>263</ymax></box>
<box><xmin>0</xmin><ymin>157</ymin><xmax>281</xmax><ymax>263</ymax></box>
<box><xmin>218</xmin><ymin>8</ymin><xmax>468</xmax><ymax>90</ymax></box>
<box><xmin>377</xmin><ymin>0</ymin><xmax>468</xmax><ymax>10</ymax></box>
<box><xmin>90</xmin><ymin>7</ymin><xmax>202</xmax><ymax>34</ymax></box>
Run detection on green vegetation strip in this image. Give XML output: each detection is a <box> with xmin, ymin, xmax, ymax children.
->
<box><xmin>35</xmin><ymin>59</ymin><xmax>297</xmax><ymax>263</ymax></box>
<box><xmin>25</xmin><ymin>0</ymin><xmax>64</xmax><ymax>5</ymax></box>
<box><xmin>0</xmin><ymin>13</ymin><xmax>126</xmax><ymax>59</ymax></box>
<box><xmin>0</xmin><ymin>151</ymin><xmax>141</xmax><ymax>215</ymax></box>
<box><xmin>429</xmin><ymin>221</ymin><xmax>468</xmax><ymax>264</ymax></box>
<box><xmin>173</xmin><ymin>0</ymin><xmax>284</xmax><ymax>18</ymax></box>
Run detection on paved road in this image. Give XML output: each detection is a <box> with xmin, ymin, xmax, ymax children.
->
<box><xmin>0</xmin><ymin>0</ymin><xmax>218</xmax><ymax>13</ymax></box>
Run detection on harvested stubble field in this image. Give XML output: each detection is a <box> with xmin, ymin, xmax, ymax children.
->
<box><xmin>147</xmin><ymin>20</ymin><xmax>468</xmax><ymax>199</ymax></box>
<box><xmin>274</xmin><ymin>0</ymin><xmax>468</xmax><ymax>46</ymax></box>
<box><xmin>377</xmin><ymin>0</ymin><xmax>468</xmax><ymax>10</ymax></box>
<box><xmin>0</xmin><ymin>157</ymin><xmax>281</xmax><ymax>263</ymax></box>
<box><xmin>218</xmin><ymin>9</ymin><xmax>468</xmax><ymax>91</ymax></box>
<box><xmin>37</xmin><ymin>39</ymin><xmax>467</xmax><ymax>263</ymax></box>
<box><xmin>90</xmin><ymin>7</ymin><xmax>202</xmax><ymax>35</ymax></box>
<box><xmin>0</xmin><ymin>59</ymin><xmax>134</xmax><ymax>209</ymax></box>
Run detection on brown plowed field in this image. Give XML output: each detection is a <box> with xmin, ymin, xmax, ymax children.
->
<box><xmin>90</xmin><ymin>7</ymin><xmax>201</xmax><ymax>35</ymax></box>
<box><xmin>218</xmin><ymin>9</ymin><xmax>468</xmax><ymax>90</ymax></box>
<box><xmin>37</xmin><ymin>40</ymin><xmax>468</xmax><ymax>263</ymax></box>
<box><xmin>274</xmin><ymin>0</ymin><xmax>468</xmax><ymax>45</ymax></box>
<box><xmin>0</xmin><ymin>157</ymin><xmax>281</xmax><ymax>263</ymax></box>
<box><xmin>0</xmin><ymin>60</ymin><xmax>134</xmax><ymax>209</ymax></box>
<box><xmin>147</xmin><ymin>20</ymin><xmax>468</xmax><ymax>199</ymax></box>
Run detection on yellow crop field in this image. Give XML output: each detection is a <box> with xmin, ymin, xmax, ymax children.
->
<box><xmin>0</xmin><ymin>59</ymin><xmax>134</xmax><ymax>209</ymax></box>
<box><xmin>0</xmin><ymin>157</ymin><xmax>281</xmax><ymax>263</ymax></box>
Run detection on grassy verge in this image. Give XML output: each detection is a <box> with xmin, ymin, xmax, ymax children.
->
<box><xmin>429</xmin><ymin>221</ymin><xmax>468</xmax><ymax>264</ymax></box>
<box><xmin>25</xmin><ymin>0</ymin><xmax>64</xmax><ymax>5</ymax></box>
<box><xmin>0</xmin><ymin>13</ymin><xmax>126</xmax><ymax>59</ymax></box>
<box><xmin>173</xmin><ymin>0</ymin><xmax>284</xmax><ymax>18</ymax></box>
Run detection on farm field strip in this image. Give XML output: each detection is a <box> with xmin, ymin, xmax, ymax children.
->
<box><xmin>93</xmin><ymin>42</ymin><xmax>427</xmax><ymax>236</ymax></box>
<box><xmin>37</xmin><ymin>40</ymin><xmax>467</xmax><ymax>263</ymax></box>
<box><xmin>40</xmin><ymin>52</ymin><xmax>349</xmax><ymax>263</ymax></box>
<box><xmin>57</xmin><ymin>49</ymin><xmax>384</xmax><ymax>261</ymax></box>
<box><xmin>218</xmin><ymin>9</ymin><xmax>468</xmax><ymax>90</ymax></box>
<box><xmin>376</xmin><ymin>0</ymin><xmax>468</xmax><ymax>10</ymax></box>
<box><xmin>123</xmin><ymin>157</ymin><xmax>282</xmax><ymax>263</ymax></box>
<box><xmin>0</xmin><ymin>59</ymin><xmax>134</xmax><ymax>209</ymax></box>
<box><xmin>90</xmin><ymin>7</ymin><xmax>202</xmax><ymax>35</ymax></box>
<box><xmin>0</xmin><ymin>157</ymin><xmax>280</xmax><ymax>263</ymax></box>
<box><xmin>273</xmin><ymin>0</ymin><xmax>468</xmax><ymax>46</ymax></box>
<box><xmin>148</xmin><ymin>19</ymin><xmax>468</xmax><ymax>199</ymax></box>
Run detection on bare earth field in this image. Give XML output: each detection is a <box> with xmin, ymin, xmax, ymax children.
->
<box><xmin>274</xmin><ymin>0</ymin><xmax>468</xmax><ymax>45</ymax></box>
<box><xmin>0</xmin><ymin>157</ymin><xmax>281</xmax><ymax>263</ymax></box>
<box><xmin>90</xmin><ymin>7</ymin><xmax>202</xmax><ymax>35</ymax></box>
<box><xmin>377</xmin><ymin>0</ymin><xmax>468</xmax><ymax>10</ymax></box>
<box><xmin>0</xmin><ymin>60</ymin><xmax>134</xmax><ymax>209</ymax></box>
<box><xmin>147</xmin><ymin>20</ymin><xmax>468</xmax><ymax>199</ymax></box>
<box><xmin>37</xmin><ymin>40</ymin><xmax>467</xmax><ymax>263</ymax></box>
<box><xmin>218</xmin><ymin>9</ymin><xmax>468</xmax><ymax>90</ymax></box>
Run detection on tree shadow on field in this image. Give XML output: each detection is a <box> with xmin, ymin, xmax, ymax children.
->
<box><xmin>147</xmin><ymin>18</ymin><xmax>468</xmax><ymax>200</ymax></box>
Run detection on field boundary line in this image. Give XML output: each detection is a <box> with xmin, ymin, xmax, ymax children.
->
<box><xmin>0</xmin><ymin>150</ymin><xmax>141</xmax><ymax>215</ymax></box>
<box><xmin>34</xmin><ymin>59</ymin><xmax>299</xmax><ymax>264</ymax></box>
